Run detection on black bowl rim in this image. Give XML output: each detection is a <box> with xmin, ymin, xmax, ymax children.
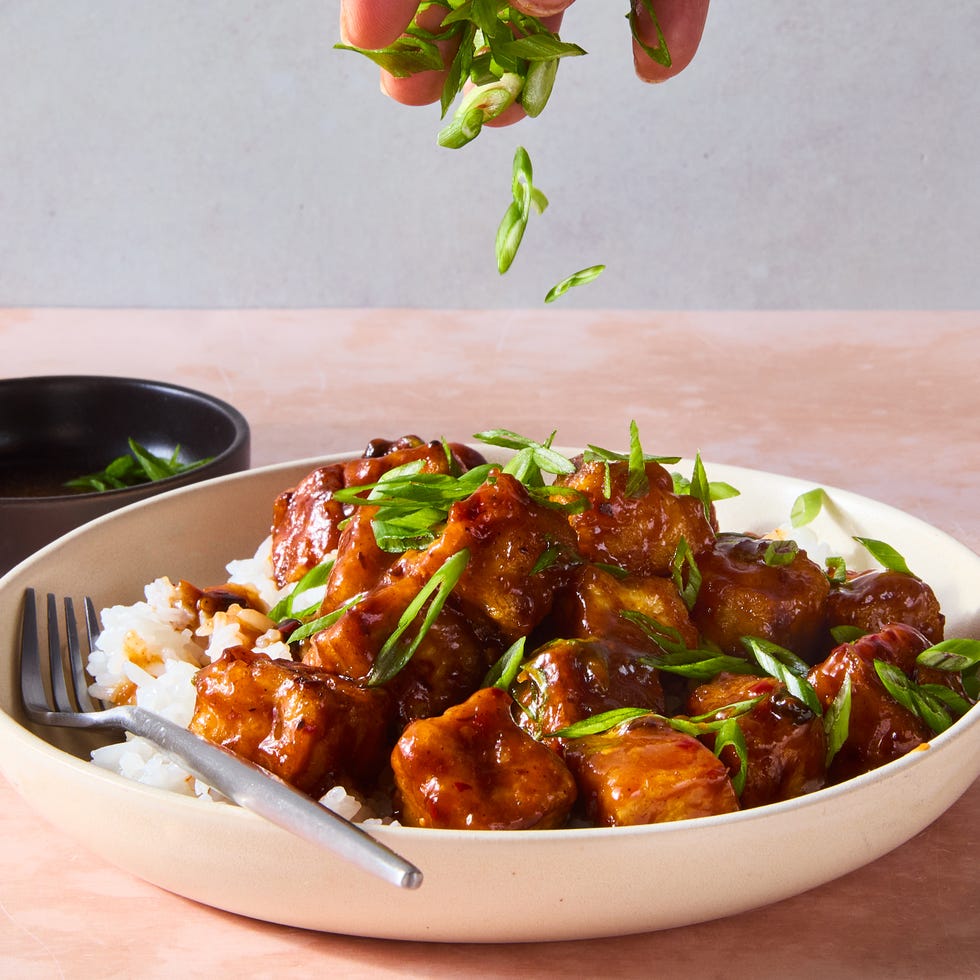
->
<box><xmin>0</xmin><ymin>374</ymin><xmax>251</xmax><ymax>502</ymax></box>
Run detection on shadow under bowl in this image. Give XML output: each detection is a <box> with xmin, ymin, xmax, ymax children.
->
<box><xmin>0</xmin><ymin>374</ymin><xmax>250</xmax><ymax>575</ymax></box>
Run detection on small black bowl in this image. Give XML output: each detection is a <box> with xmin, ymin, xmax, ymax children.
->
<box><xmin>0</xmin><ymin>375</ymin><xmax>250</xmax><ymax>575</ymax></box>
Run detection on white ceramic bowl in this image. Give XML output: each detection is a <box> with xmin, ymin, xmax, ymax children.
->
<box><xmin>1</xmin><ymin>455</ymin><xmax>977</xmax><ymax>942</ymax></box>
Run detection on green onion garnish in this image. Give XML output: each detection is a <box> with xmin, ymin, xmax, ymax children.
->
<box><xmin>367</xmin><ymin>548</ymin><xmax>470</xmax><ymax>686</ymax></box>
<box><xmin>64</xmin><ymin>438</ymin><xmax>213</xmax><ymax>493</ymax></box>
<box><xmin>853</xmin><ymin>537</ymin><xmax>914</xmax><ymax>576</ymax></box>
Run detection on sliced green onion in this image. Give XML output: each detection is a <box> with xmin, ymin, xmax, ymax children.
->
<box><xmin>474</xmin><ymin>428</ymin><xmax>575</xmax><ymax>479</ymax></box>
<box><xmin>484</xmin><ymin>636</ymin><xmax>527</xmax><ymax>690</ymax></box>
<box><xmin>791</xmin><ymin>488</ymin><xmax>826</xmax><ymax>528</ymax></box>
<box><xmin>916</xmin><ymin>638</ymin><xmax>980</xmax><ymax>674</ymax></box>
<box><xmin>624</xmin><ymin>420</ymin><xmax>649</xmax><ymax>498</ymax></box>
<box><xmin>713</xmin><ymin>717</ymin><xmax>750</xmax><ymax>796</ymax></box>
<box><xmin>627</xmin><ymin>0</ymin><xmax>672</xmax><ymax>67</ymax></box>
<box><xmin>874</xmin><ymin>658</ymin><xmax>974</xmax><ymax>735</ymax></box>
<box><xmin>332</xmin><ymin>463</ymin><xmax>495</xmax><ymax>554</ymax></box>
<box><xmin>521</xmin><ymin>56</ymin><xmax>559</xmax><ymax>117</ymax></box>
<box><xmin>671</xmin><ymin>535</ymin><xmax>702</xmax><ymax>611</ymax></box>
<box><xmin>824</xmin><ymin>673</ymin><xmax>852</xmax><ymax>766</ymax></box>
<box><xmin>741</xmin><ymin>636</ymin><xmax>823</xmax><ymax>716</ymax></box>
<box><xmin>367</xmin><ymin>549</ymin><xmax>470</xmax><ymax>686</ymax></box>
<box><xmin>544</xmin><ymin>264</ymin><xmax>605</xmax><ymax>303</ymax></box>
<box><xmin>763</xmin><ymin>539</ymin><xmax>799</xmax><ymax>567</ymax></box>
<box><xmin>853</xmin><ymin>537</ymin><xmax>914</xmax><ymax>576</ymax></box>
<box><xmin>548</xmin><ymin>706</ymin><xmax>652</xmax><ymax>739</ymax></box>
<box><xmin>829</xmin><ymin>624</ymin><xmax>867</xmax><ymax>645</ymax></box>
<box><xmin>268</xmin><ymin>558</ymin><xmax>335</xmax><ymax>622</ymax></box>
<box><xmin>64</xmin><ymin>438</ymin><xmax>213</xmax><ymax>493</ymax></box>
<box><xmin>826</xmin><ymin>556</ymin><xmax>848</xmax><ymax>584</ymax></box>
<box><xmin>549</xmin><ymin>696</ymin><xmax>762</xmax><ymax>740</ymax></box>
<box><xmin>623</xmin><ymin>609</ymin><xmax>758</xmax><ymax>681</ymax></box>
<box><xmin>688</xmin><ymin>453</ymin><xmax>713</xmax><ymax>523</ymax></box>
<box><xmin>287</xmin><ymin>591</ymin><xmax>366</xmax><ymax>645</ymax></box>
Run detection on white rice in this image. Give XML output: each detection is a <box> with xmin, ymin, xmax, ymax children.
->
<box><xmin>87</xmin><ymin>537</ymin><xmax>376</xmax><ymax>820</ymax></box>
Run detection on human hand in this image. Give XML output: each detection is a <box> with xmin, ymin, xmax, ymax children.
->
<box><xmin>339</xmin><ymin>0</ymin><xmax>710</xmax><ymax>114</ymax></box>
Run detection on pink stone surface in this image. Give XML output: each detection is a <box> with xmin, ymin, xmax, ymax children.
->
<box><xmin>1</xmin><ymin>310</ymin><xmax>977</xmax><ymax>975</ymax></box>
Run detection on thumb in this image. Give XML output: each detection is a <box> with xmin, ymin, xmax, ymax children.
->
<box><xmin>630</xmin><ymin>0</ymin><xmax>710</xmax><ymax>82</ymax></box>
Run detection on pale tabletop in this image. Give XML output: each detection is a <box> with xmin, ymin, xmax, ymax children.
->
<box><xmin>1</xmin><ymin>310</ymin><xmax>977</xmax><ymax>978</ymax></box>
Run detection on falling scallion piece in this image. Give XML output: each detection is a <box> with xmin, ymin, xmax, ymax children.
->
<box><xmin>544</xmin><ymin>264</ymin><xmax>606</xmax><ymax>303</ymax></box>
<box><xmin>496</xmin><ymin>146</ymin><xmax>548</xmax><ymax>274</ymax></box>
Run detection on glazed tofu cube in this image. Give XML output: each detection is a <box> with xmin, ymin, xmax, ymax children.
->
<box><xmin>691</xmin><ymin>533</ymin><xmax>830</xmax><ymax>663</ymax></box>
<box><xmin>511</xmin><ymin>637</ymin><xmax>665</xmax><ymax>743</ymax></box>
<box><xmin>391</xmin><ymin>687</ymin><xmax>577</xmax><ymax>829</ymax></box>
<box><xmin>190</xmin><ymin>646</ymin><xmax>392</xmax><ymax>797</ymax></box>
<box><xmin>271</xmin><ymin>463</ymin><xmax>346</xmax><ymax>587</ymax></box>
<box><xmin>555</xmin><ymin>459</ymin><xmax>716</xmax><ymax>577</ymax></box>
<box><xmin>550</xmin><ymin>564</ymin><xmax>699</xmax><ymax>654</ymax></box>
<box><xmin>434</xmin><ymin>472</ymin><xmax>581</xmax><ymax>642</ymax></box>
<box><xmin>562</xmin><ymin>718</ymin><xmax>739</xmax><ymax>826</ymax></box>
<box><xmin>687</xmin><ymin>673</ymin><xmax>826</xmax><ymax>808</ymax></box>
<box><xmin>826</xmin><ymin>569</ymin><xmax>945</xmax><ymax>646</ymax></box>
<box><xmin>807</xmin><ymin>623</ymin><xmax>932</xmax><ymax>782</ymax></box>
<box><xmin>307</xmin><ymin>568</ymin><xmax>490</xmax><ymax>728</ymax></box>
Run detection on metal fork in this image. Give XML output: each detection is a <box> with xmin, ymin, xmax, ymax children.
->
<box><xmin>19</xmin><ymin>588</ymin><xmax>422</xmax><ymax>890</ymax></box>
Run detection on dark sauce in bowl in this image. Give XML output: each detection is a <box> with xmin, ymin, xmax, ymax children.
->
<box><xmin>0</xmin><ymin>461</ymin><xmax>92</xmax><ymax>499</ymax></box>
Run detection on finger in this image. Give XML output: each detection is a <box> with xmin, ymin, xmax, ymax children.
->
<box><xmin>340</xmin><ymin>0</ymin><xmax>421</xmax><ymax>50</ymax></box>
<box><xmin>511</xmin><ymin>0</ymin><xmax>575</xmax><ymax>15</ymax></box>
<box><xmin>484</xmin><ymin>101</ymin><xmax>529</xmax><ymax>129</ymax></box>
<box><xmin>381</xmin><ymin>68</ymin><xmax>451</xmax><ymax>107</ymax></box>
<box><xmin>631</xmin><ymin>0</ymin><xmax>709</xmax><ymax>82</ymax></box>
<box><xmin>375</xmin><ymin>3</ymin><xmax>461</xmax><ymax>107</ymax></box>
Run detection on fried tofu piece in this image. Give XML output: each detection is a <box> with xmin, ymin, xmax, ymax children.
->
<box><xmin>555</xmin><ymin>459</ymin><xmax>716</xmax><ymax>577</ymax></box>
<box><xmin>691</xmin><ymin>533</ymin><xmax>831</xmax><ymax>663</ymax></box>
<box><xmin>550</xmin><ymin>564</ymin><xmax>699</xmax><ymax>654</ymax></box>
<box><xmin>271</xmin><ymin>463</ymin><xmax>346</xmax><ymax>587</ymax></box>
<box><xmin>189</xmin><ymin>647</ymin><xmax>392</xmax><ymax>797</ymax></box>
<box><xmin>826</xmin><ymin>569</ymin><xmax>945</xmax><ymax>646</ymax></box>
<box><xmin>322</xmin><ymin>504</ymin><xmax>396</xmax><ymax>607</ymax></box>
<box><xmin>434</xmin><ymin>471</ymin><xmax>581</xmax><ymax>642</ymax></box>
<box><xmin>391</xmin><ymin>687</ymin><xmax>577</xmax><ymax>829</ymax></box>
<box><xmin>511</xmin><ymin>637</ymin><xmax>666</xmax><ymax>743</ymax></box>
<box><xmin>308</xmin><ymin>567</ymin><xmax>422</xmax><ymax>680</ymax></box>
<box><xmin>807</xmin><ymin>623</ymin><xmax>932</xmax><ymax>782</ymax></box>
<box><xmin>562</xmin><ymin>717</ymin><xmax>739</xmax><ymax>826</ymax></box>
<box><xmin>309</xmin><ymin>470</ymin><xmax>579</xmax><ymax>724</ymax></box>
<box><xmin>688</xmin><ymin>673</ymin><xmax>826</xmax><ymax>808</ymax></box>
<box><xmin>271</xmin><ymin>436</ymin><xmax>486</xmax><ymax>588</ymax></box>
<box><xmin>307</xmin><ymin>568</ymin><xmax>490</xmax><ymax>728</ymax></box>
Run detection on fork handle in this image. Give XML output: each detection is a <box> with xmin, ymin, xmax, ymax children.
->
<box><xmin>97</xmin><ymin>705</ymin><xmax>422</xmax><ymax>890</ymax></box>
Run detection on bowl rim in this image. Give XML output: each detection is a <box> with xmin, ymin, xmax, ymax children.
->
<box><xmin>0</xmin><ymin>373</ymin><xmax>250</xmax><ymax>503</ymax></box>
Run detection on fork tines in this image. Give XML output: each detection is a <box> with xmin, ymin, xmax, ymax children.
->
<box><xmin>21</xmin><ymin>589</ymin><xmax>101</xmax><ymax>718</ymax></box>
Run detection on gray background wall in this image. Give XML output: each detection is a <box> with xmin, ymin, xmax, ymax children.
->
<box><xmin>1</xmin><ymin>1</ymin><xmax>977</xmax><ymax>309</ymax></box>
